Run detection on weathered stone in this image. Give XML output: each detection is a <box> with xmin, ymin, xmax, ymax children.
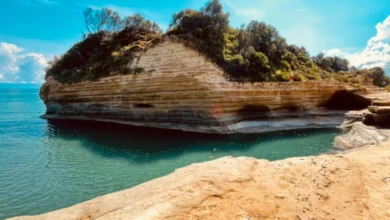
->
<box><xmin>366</xmin><ymin>99</ymin><xmax>390</xmax><ymax>127</ymax></box>
<box><xmin>334</xmin><ymin>122</ymin><xmax>388</xmax><ymax>149</ymax></box>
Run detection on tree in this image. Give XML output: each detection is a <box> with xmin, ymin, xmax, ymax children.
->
<box><xmin>47</xmin><ymin>8</ymin><xmax>163</xmax><ymax>84</ymax></box>
<box><xmin>367</xmin><ymin>67</ymin><xmax>389</xmax><ymax>87</ymax></box>
<box><xmin>332</xmin><ymin>56</ymin><xmax>349</xmax><ymax>72</ymax></box>
<box><xmin>83</xmin><ymin>8</ymin><xmax>163</xmax><ymax>36</ymax></box>
<box><xmin>83</xmin><ymin>8</ymin><xmax>122</xmax><ymax>33</ymax></box>
<box><xmin>168</xmin><ymin>0</ymin><xmax>229</xmax><ymax>63</ymax></box>
<box><xmin>312</xmin><ymin>53</ymin><xmax>349</xmax><ymax>72</ymax></box>
<box><xmin>122</xmin><ymin>14</ymin><xmax>162</xmax><ymax>34</ymax></box>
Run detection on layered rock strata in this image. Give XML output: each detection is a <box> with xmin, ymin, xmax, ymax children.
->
<box><xmin>10</xmin><ymin>140</ymin><xmax>390</xmax><ymax>220</ymax></box>
<box><xmin>41</xmin><ymin>40</ymin><xmax>367</xmax><ymax>133</ymax></box>
<box><xmin>367</xmin><ymin>99</ymin><xmax>390</xmax><ymax>127</ymax></box>
<box><xmin>334</xmin><ymin>95</ymin><xmax>390</xmax><ymax>149</ymax></box>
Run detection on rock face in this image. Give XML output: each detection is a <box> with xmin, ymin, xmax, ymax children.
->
<box><xmin>334</xmin><ymin>122</ymin><xmax>389</xmax><ymax>149</ymax></box>
<box><xmin>333</xmin><ymin>94</ymin><xmax>390</xmax><ymax>150</ymax></box>
<box><xmin>367</xmin><ymin>100</ymin><xmax>390</xmax><ymax>127</ymax></box>
<box><xmin>40</xmin><ymin>40</ymin><xmax>368</xmax><ymax>133</ymax></box>
<box><xmin>334</xmin><ymin>91</ymin><xmax>390</xmax><ymax>150</ymax></box>
<box><xmin>10</xmin><ymin>140</ymin><xmax>390</xmax><ymax>220</ymax></box>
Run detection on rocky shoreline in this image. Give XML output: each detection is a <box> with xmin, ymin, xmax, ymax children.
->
<box><xmin>9</xmin><ymin>132</ymin><xmax>390</xmax><ymax>220</ymax></box>
<box><xmin>10</xmin><ymin>94</ymin><xmax>390</xmax><ymax>220</ymax></box>
<box><xmin>334</xmin><ymin>95</ymin><xmax>390</xmax><ymax>149</ymax></box>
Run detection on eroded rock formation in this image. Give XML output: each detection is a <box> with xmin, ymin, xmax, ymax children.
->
<box><xmin>334</xmin><ymin>94</ymin><xmax>390</xmax><ymax>149</ymax></box>
<box><xmin>40</xmin><ymin>40</ymin><xmax>369</xmax><ymax>133</ymax></box>
<box><xmin>367</xmin><ymin>100</ymin><xmax>390</xmax><ymax>127</ymax></box>
<box><xmin>334</xmin><ymin>122</ymin><xmax>389</xmax><ymax>149</ymax></box>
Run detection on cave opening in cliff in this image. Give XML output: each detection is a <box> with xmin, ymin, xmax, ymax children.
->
<box><xmin>326</xmin><ymin>91</ymin><xmax>371</xmax><ymax>110</ymax></box>
<box><xmin>133</xmin><ymin>104</ymin><xmax>155</xmax><ymax>108</ymax></box>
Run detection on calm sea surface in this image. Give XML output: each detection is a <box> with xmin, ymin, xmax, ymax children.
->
<box><xmin>0</xmin><ymin>84</ymin><xmax>340</xmax><ymax>219</ymax></box>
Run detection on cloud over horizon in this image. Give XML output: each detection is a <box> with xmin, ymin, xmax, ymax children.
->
<box><xmin>0</xmin><ymin>42</ymin><xmax>48</xmax><ymax>83</ymax></box>
<box><xmin>325</xmin><ymin>15</ymin><xmax>390</xmax><ymax>75</ymax></box>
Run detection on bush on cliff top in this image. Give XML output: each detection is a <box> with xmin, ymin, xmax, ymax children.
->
<box><xmin>46</xmin><ymin>10</ymin><xmax>162</xmax><ymax>84</ymax></box>
<box><xmin>46</xmin><ymin>0</ymin><xmax>390</xmax><ymax>87</ymax></box>
<box><xmin>167</xmin><ymin>0</ymin><xmax>317</xmax><ymax>82</ymax></box>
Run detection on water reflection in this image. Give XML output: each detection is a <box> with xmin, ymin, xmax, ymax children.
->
<box><xmin>45</xmin><ymin>119</ymin><xmax>340</xmax><ymax>164</ymax></box>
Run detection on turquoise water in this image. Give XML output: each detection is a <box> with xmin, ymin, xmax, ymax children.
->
<box><xmin>0</xmin><ymin>84</ymin><xmax>340</xmax><ymax>219</ymax></box>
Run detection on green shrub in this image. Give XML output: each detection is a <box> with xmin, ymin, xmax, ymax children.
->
<box><xmin>46</xmin><ymin>24</ymin><xmax>161</xmax><ymax>83</ymax></box>
<box><xmin>334</xmin><ymin>74</ymin><xmax>349</xmax><ymax>83</ymax></box>
<box><xmin>274</xmin><ymin>70</ymin><xmax>290</xmax><ymax>82</ymax></box>
<box><xmin>348</xmin><ymin>78</ymin><xmax>359</xmax><ymax>84</ymax></box>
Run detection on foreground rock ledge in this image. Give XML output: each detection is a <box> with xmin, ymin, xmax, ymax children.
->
<box><xmin>10</xmin><ymin>141</ymin><xmax>390</xmax><ymax>220</ymax></box>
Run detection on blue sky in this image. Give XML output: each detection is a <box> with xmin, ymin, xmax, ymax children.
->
<box><xmin>1</xmin><ymin>0</ymin><xmax>390</xmax><ymax>83</ymax></box>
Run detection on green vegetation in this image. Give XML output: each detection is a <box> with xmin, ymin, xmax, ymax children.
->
<box><xmin>46</xmin><ymin>9</ymin><xmax>162</xmax><ymax>83</ymax></box>
<box><xmin>168</xmin><ymin>0</ymin><xmax>317</xmax><ymax>82</ymax></box>
<box><xmin>322</xmin><ymin>67</ymin><xmax>390</xmax><ymax>87</ymax></box>
<box><xmin>46</xmin><ymin>0</ymin><xmax>390</xmax><ymax>87</ymax></box>
<box><xmin>312</xmin><ymin>53</ymin><xmax>349</xmax><ymax>72</ymax></box>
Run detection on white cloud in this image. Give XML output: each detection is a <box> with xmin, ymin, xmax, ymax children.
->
<box><xmin>0</xmin><ymin>43</ymin><xmax>23</xmax><ymax>54</ymax></box>
<box><xmin>324</xmin><ymin>48</ymin><xmax>346</xmax><ymax>57</ymax></box>
<box><xmin>371</xmin><ymin>15</ymin><xmax>390</xmax><ymax>42</ymax></box>
<box><xmin>0</xmin><ymin>43</ymin><xmax>22</xmax><ymax>76</ymax></box>
<box><xmin>324</xmin><ymin>15</ymin><xmax>390</xmax><ymax>75</ymax></box>
<box><xmin>0</xmin><ymin>42</ymin><xmax>48</xmax><ymax>83</ymax></box>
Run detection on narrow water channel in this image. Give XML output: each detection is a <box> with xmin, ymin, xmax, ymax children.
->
<box><xmin>0</xmin><ymin>86</ymin><xmax>341</xmax><ymax>219</ymax></box>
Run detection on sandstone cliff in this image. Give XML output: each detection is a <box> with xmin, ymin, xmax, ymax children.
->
<box><xmin>10</xmin><ymin>140</ymin><xmax>390</xmax><ymax>220</ymax></box>
<box><xmin>40</xmin><ymin>40</ymin><xmax>370</xmax><ymax>133</ymax></box>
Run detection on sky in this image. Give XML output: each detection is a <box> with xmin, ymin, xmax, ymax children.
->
<box><xmin>1</xmin><ymin>0</ymin><xmax>390</xmax><ymax>83</ymax></box>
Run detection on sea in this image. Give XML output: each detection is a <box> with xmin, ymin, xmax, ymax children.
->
<box><xmin>0</xmin><ymin>83</ymin><xmax>340</xmax><ymax>219</ymax></box>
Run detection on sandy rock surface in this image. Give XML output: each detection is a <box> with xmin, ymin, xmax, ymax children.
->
<box><xmin>10</xmin><ymin>140</ymin><xmax>390</xmax><ymax>220</ymax></box>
